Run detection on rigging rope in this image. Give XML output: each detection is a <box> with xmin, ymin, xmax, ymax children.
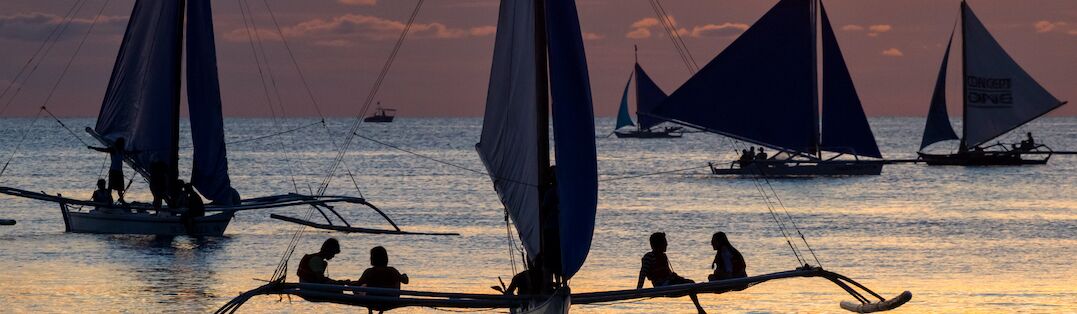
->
<box><xmin>0</xmin><ymin>108</ymin><xmax>44</xmax><ymax>180</ymax></box>
<box><xmin>0</xmin><ymin>0</ymin><xmax>86</xmax><ymax>105</ymax></box>
<box><xmin>0</xmin><ymin>0</ymin><xmax>90</xmax><ymax>117</ymax></box>
<box><xmin>642</xmin><ymin>0</ymin><xmax>821</xmax><ymax>267</ymax></box>
<box><xmin>268</xmin><ymin>0</ymin><xmax>428</xmax><ymax>283</ymax></box>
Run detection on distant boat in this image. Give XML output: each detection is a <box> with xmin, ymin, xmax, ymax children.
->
<box><xmin>363</xmin><ymin>103</ymin><xmax>397</xmax><ymax>123</ymax></box>
<box><xmin>613</xmin><ymin>48</ymin><xmax>682</xmax><ymax>139</ymax></box>
<box><xmin>0</xmin><ymin>219</ymin><xmax>14</xmax><ymax>226</ymax></box>
<box><xmin>646</xmin><ymin>0</ymin><xmax>883</xmax><ymax>177</ymax></box>
<box><xmin>0</xmin><ymin>0</ymin><xmax>377</xmax><ymax>236</ymax></box>
<box><xmin>917</xmin><ymin>1</ymin><xmax>1067</xmax><ymax>166</ymax></box>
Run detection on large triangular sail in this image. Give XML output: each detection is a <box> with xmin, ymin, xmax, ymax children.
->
<box><xmin>919</xmin><ymin>28</ymin><xmax>959</xmax><ymax>151</ymax></box>
<box><xmin>819</xmin><ymin>2</ymin><xmax>881</xmax><ymax>158</ymax></box>
<box><xmin>615</xmin><ymin>72</ymin><xmax>634</xmax><ymax>130</ymax></box>
<box><xmin>94</xmin><ymin>0</ymin><xmax>184</xmax><ymax>182</ymax></box>
<box><xmin>186</xmin><ymin>0</ymin><xmax>239</xmax><ymax>204</ymax></box>
<box><xmin>546</xmin><ymin>0</ymin><xmax>599</xmax><ymax>279</ymax></box>
<box><xmin>634</xmin><ymin>63</ymin><xmax>668</xmax><ymax>130</ymax></box>
<box><xmin>962</xmin><ymin>2</ymin><xmax>1065</xmax><ymax>148</ymax></box>
<box><xmin>650</xmin><ymin>0</ymin><xmax>815</xmax><ymax>153</ymax></box>
<box><xmin>477</xmin><ymin>0</ymin><xmax>541</xmax><ymax>259</ymax></box>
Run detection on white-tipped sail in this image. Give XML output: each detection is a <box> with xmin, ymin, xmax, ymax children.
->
<box><xmin>962</xmin><ymin>3</ymin><xmax>1064</xmax><ymax>147</ymax></box>
<box><xmin>477</xmin><ymin>0</ymin><xmax>541</xmax><ymax>258</ymax></box>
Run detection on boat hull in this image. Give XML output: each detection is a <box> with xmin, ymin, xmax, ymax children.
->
<box><xmin>917</xmin><ymin>152</ymin><xmax>1048</xmax><ymax>166</ymax></box>
<box><xmin>710</xmin><ymin>160</ymin><xmax>883</xmax><ymax>177</ymax></box>
<box><xmin>363</xmin><ymin>116</ymin><xmax>394</xmax><ymax>123</ymax></box>
<box><xmin>614</xmin><ymin>130</ymin><xmax>681</xmax><ymax>139</ymax></box>
<box><xmin>61</xmin><ymin>204</ymin><xmax>232</xmax><ymax>236</ymax></box>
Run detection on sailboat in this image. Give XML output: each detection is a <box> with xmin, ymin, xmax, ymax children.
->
<box><xmin>646</xmin><ymin>0</ymin><xmax>884</xmax><ymax>177</ymax></box>
<box><xmin>0</xmin><ymin>0</ymin><xmax>403</xmax><ymax>236</ymax></box>
<box><xmin>363</xmin><ymin>102</ymin><xmax>397</xmax><ymax>123</ymax></box>
<box><xmin>218</xmin><ymin>1</ymin><xmax>910</xmax><ymax>313</ymax></box>
<box><xmin>613</xmin><ymin>48</ymin><xmax>682</xmax><ymax>139</ymax></box>
<box><xmin>917</xmin><ymin>1</ymin><xmax>1067</xmax><ymax>166</ymax></box>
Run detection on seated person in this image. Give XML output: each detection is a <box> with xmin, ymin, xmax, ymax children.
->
<box><xmin>637</xmin><ymin>232</ymin><xmax>706</xmax><ymax>314</ymax></box>
<box><xmin>708</xmin><ymin>232</ymin><xmax>747</xmax><ymax>282</ymax></box>
<box><xmin>354</xmin><ymin>246</ymin><xmax>409</xmax><ymax>295</ymax></box>
<box><xmin>91</xmin><ymin>179</ymin><xmax>114</xmax><ymax>212</ymax></box>
<box><xmin>297</xmin><ymin>238</ymin><xmax>349</xmax><ymax>285</ymax></box>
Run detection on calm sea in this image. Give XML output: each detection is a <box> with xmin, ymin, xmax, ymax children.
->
<box><xmin>0</xmin><ymin>117</ymin><xmax>1074</xmax><ymax>313</ymax></box>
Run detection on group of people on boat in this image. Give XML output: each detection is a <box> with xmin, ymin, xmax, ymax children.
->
<box><xmin>636</xmin><ymin>232</ymin><xmax>747</xmax><ymax>314</ymax></box>
<box><xmin>1010</xmin><ymin>132</ymin><xmax>1039</xmax><ymax>152</ymax></box>
<box><xmin>298</xmin><ymin>238</ymin><xmax>410</xmax><ymax>313</ymax></box>
<box><xmin>738</xmin><ymin>146</ymin><xmax>770</xmax><ymax>166</ymax></box>
<box><xmin>88</xmin><ymin>138</ymin><xmax>206</xmax><ymax>221</ymax></box>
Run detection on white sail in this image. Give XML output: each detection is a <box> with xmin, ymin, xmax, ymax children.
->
<box><xmin>963</xmin><ymin>3</ymin><xmax>1064</xmax><ymax>147</ymax></box>
<box><xmin>476</xmin><ymin>0</ymin><xmax>541</xmax><ymax>257</ymax></box>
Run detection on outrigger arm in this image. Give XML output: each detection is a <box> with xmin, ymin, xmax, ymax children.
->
<box><xmin>216</xmin><ymin>267</ymin><xmax>910</xmax><ymax>313</ymax></box>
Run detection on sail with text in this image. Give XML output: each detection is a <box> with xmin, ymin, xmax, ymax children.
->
<box><xmin>961</xmin><ymin>2</ymin><xmax>1065</xmax><ymax>149</ymax></box>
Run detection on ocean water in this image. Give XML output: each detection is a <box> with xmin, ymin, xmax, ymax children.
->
<box><xmin>0</xmin><ymin>117</ymin><xmax>1074</xmax><ymax>313</ymax></box>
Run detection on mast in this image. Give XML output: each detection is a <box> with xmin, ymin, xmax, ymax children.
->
<box><xmin>633</xmin><ymin>45</ymin><xmax>640</xmax><ymax>132</ymax></box>
<box><xmin>811</xmin><ymin>0</ymin><xmax>821</xmax><ymax>158</ymax></box>
<box><xmin>171</xmin><ymin>0</ymin><xmax>186</xmax><ymax>182</ymax></box>
<box><xmin>959</xmin><ymin>0</ymin><xmax>968</xmax><ymax>152</ymax></box>
<box><xmin>534</xmin><ymin>0</ymin><xmax>562</xmax><ymax>283</ymax></box>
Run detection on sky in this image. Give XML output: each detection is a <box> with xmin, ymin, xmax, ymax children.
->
<box><xmin>0</xmin><ymin>0</ymin><xmax>1073</xmax><ymax>117</ymax></box>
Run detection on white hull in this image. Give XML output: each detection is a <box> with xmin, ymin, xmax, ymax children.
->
<box><xmin>515</xmin><ymin>290</ymin><xmax>570</xmax><ymax>314</ymax></box>
<box><xmin>61</xmin><ymin>204</ymin><xmax>232</xmax><ymax>236</ymax></box>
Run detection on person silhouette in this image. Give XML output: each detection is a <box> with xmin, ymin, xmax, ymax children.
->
<box><xmin>636</xmin><ymin>232</ymin><xmax>706</xmax><ymax>314</ymax></box>
<box><xmin>297</xmin><ymin>238</ymin><xmax>349</xmax><ymax>285</ymax></box>
<box><xmin>91</xmin><ymin>179</ymin><xmax>113</xmax><ymax>212</ymax></box>
<box><xmin>708</xmin><ymin>232</ymin><xmax>747</xmax><ymax>282</ymax></box>
<box><xmin>88</xmin><ymin>137</ymin><xmax>130</xmax><ymax>202</ymax></box>
<box><xmin>756</xmin><ymin>147</ymin><xmax>767</xmax><ymax>161</ymax></box>
<box><xmin>355</xmin><ymin>246</ymin><xmax>409</xmax><ymax>313</ymax></box>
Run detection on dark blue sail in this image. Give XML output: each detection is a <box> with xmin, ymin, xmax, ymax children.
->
<box><xmin>615</xmin><ymin>72</ymin><xmax>634</xmax><ymax>130</ymax></box>
<box><xmin>187</xmin><ymin>0</ymin><xmax>239</xmax><ymax>204</ymax></box>
<box><xmin>634</xmin><ymin>63</ymin><xmax>668</xmax><ymax>130</ymax></box>
<box><xmin>819</xmin><ymin>3</ymin><xmax>881</xmax><ymax>158</ymax></box>
<box><xmin>649</xmin><ymin>0</ymin><xmax>814</xmax><ymax>153</ymax></box>
<box><xmin>546</xmin><ymin>0</ymin><xmax>598</xmax><ymax>280</ymax></box>
<box><xmin>95</xmin><ymin>0</ymin><xmax>184</xmax><ymax>181</ymax></box>
<box><xmin>920</xmin><ymin>28</ymin><xmax>959</xmax><ymax>151</ymax></box>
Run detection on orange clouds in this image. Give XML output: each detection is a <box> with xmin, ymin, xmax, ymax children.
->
<box><xmin>625</xmin><ymin>17</ymin><xmax>746</xmax><ymax>39</ymax></box>
<box><xmin>842</xmin><ymin>24</ymin><xmax>893</xmax><ymax>37</ymax></box>
<box><xmin>881</xmin><ymin>48</ymin><xmax>904</xmax><ymax>57</ymax></box>
<box><xmin>224</xmin><ymin>14</ymin><xmax>495</xmax><ymax>46</ymax></box>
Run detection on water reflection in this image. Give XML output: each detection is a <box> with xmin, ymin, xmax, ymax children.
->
<box><xmin>105</xmin><ymin>235</ymin><xmax>230</xmax><ymax>312</ymax></box>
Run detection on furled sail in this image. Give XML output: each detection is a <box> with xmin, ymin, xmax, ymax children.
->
<box><xmin>477</xmin><ymin>0</ymin><xmax>541</xmax><ymax>259</ymax></box>
<box><xmin>650</xmin><ymin>0</ymin><xmax>814</xmax><ymax>153</ymax></box>
<box><xmin>818</xmin><ymin>3</ymin><xmax>881</xmax><ymax>158</ymax></box>
<box><xmin>919</xmin><ymin>28</ymin><xmax>959</xmax><ymax>151</ymax></box>
<box><xmin>546</xmin><ymin>0</ymin><xmax>598</xmax><ymax>279</ymax></box>
<box><xmin>95</xmin><ymin>0</ymin><xmax>184</xmax><ymax>182</ymax></box>
<box><xmin>962</xmin><ymin>2</ymin><xmax>1065</xmax><ymax>148</ymax></box>
<box><xmin>615</xmin><ymin>72</ymin><xmax>635</xmax><ymax>130</ymax></box>
<box><xmin>186</xmin><ymin>0</ymin><xmax>239</xmax><ymax>205</ymax></box>
<box><xmin>633</xmin><ymin>64</ymin><xmax>668</xmax><ymax>130</ymax></box>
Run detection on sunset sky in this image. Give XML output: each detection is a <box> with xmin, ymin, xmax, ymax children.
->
<box><xmin>0</xmin><ymin>0</ymin><xmax>1073</xmax><ymax>117</ymax></box>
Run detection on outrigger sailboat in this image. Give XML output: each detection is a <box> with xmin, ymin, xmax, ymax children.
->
<box><xmin>218</xmin><ymin>0</ymin><xmax>910</xmax><ymax>313</ymax></box>
<box><xmin>0</xmin><ymin>0</ymin><xmax>427</xmax><ymax>237</ymax></box>
<box><xmin>612</xmin><ymin>48</ymin><xmax>682</xmax><ymax>139</ymax></box>
<box><xmin>646</xmin><ymin>0</ymin><xmax>884</xmax><ymax>177</ymax></box>
<box><xmin>917</xmin><ymin>1</ymin><xmax>1067</xmax><ymax>166</ymax></box>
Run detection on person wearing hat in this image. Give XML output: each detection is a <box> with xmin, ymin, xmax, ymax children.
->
<box><xmin>297</xmin><ymin>238</ymin><xmax>350</xmax><ymax>285</ymax></box>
